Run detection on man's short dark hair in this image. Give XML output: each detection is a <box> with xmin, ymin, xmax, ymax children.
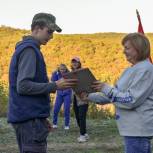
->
<box><xmin>31</xmin><ymin>21</ymin><xmax>47</xmax><ymax>31</ymax></box>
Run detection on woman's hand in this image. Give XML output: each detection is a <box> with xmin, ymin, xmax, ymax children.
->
<box><xmin>92</xmin><ymin>81</ymin><xmax>106</xmax><ymax>92</ymax></box>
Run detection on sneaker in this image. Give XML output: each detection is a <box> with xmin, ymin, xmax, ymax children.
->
<box><xmin>85</xmin><ymin>133</ymin><xmax>89</xmax><ymax>140</ymax></box>
<box><xmin>64</xmin><ymin>126</ymin><xmax>70</xmax><ymax>130</ymax></box>
<box><xmin>77</xmin><ymin>135</ymin><xmax>87</xmax><ymax>143</ymax></box>
<box><xmin>52</xmin><ymin>124</ymin><xmax>58</xmax><ymax>129</ymax></box>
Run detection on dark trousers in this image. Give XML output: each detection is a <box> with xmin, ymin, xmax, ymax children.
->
<box><xmin>73</xmin><ymin>95</ymin><xmax>88</xmax><ymax>135</ymax></box>
<box><xmin>12</xmin><ymin>118</ymin><xmax>49</xmax><ymax>153</ymax></box>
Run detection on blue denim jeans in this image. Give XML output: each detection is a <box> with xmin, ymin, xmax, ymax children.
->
<box><xmin>53</xmin><ymin>94</ymin><xmax>71</xmax><ymax>126</ymax></box>
<box><xmin>124</xmin><ymin>136</ymin><xmax>152</xmax><ymax>153</ymax></box>
<box><xmin>12</xmin><ymin>118</ymin><xmax>49</xmax><ymax>153</ymax></box>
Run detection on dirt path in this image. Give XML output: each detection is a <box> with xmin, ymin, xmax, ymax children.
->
<box><xmin>0</xmin><ymin>142</ymin><xmax>120</xmax><ymax>152</ymax></box>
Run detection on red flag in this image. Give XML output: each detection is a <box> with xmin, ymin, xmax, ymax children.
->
<box><xmin>136</xmin><ymin>10</ymin><xmax>144</xmax><ymax>34</ymax></box>
<box><xmin>136</xmin><ymin>9</ymin><xmax>152</xmax><ymax>62</ymax></box>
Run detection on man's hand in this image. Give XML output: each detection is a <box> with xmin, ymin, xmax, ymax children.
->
<box><xmin>56</xmin><ymin>78</ymin><xmax>77</xmax><ymax>90</ymax></box>
<box><xmin>92</xmin><ymin>81</ymin><xmax>106</xmax><ymax>92</ymax></box>
<box><xmin>46</xmin><ymin>118</ymin><xmax>53</xmax><ymax>132</ymax></box>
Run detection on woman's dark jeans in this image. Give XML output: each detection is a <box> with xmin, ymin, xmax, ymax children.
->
<box><xmin>73</xmin><ymin>95</ymin><xmax>88</xmax><ymax>135</ymax></box>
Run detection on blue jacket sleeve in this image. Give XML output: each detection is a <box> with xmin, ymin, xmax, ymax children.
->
<box><xmin>51</xmin><ymin>71</ymin><xmax>58</xmax><ymax>81</ymax></box>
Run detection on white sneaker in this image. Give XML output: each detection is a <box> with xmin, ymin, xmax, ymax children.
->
<box><xmin>77</xmin><ymin>135</ymin><xmax>87</xmax><ymax>143</ymax></box>
<box><xmin>85</xmin><ymin>133</ymin><xmax>89</xmax><ymax>140</ymax></box>
<box><xmin>52</xmin><ymin>124</ymin><xmax>58</xmax><ymax>128</ymax></box>
<box><xmin>64</xmin><ymin>126</ymin><xmax>70</xmax><ymax>130</ymax></box>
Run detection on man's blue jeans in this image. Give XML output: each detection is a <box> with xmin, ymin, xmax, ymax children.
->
<box><xmin>124</xmin><ymin>136</ymin><xmax>152</xmax><ymax>153</ymax></box>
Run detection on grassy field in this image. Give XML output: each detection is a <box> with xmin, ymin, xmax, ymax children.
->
<box><xmin>0</xmin><ymin>117</ymin><xmax>124</xmax><ymax>153</ymax></box>
<box><xmin>2</xmin><ymin>116</ymin><xmax>153</xmax><ymax>153</ymax></box>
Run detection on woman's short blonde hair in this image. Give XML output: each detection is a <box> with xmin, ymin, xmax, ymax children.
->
<box><xmin>122</xmin><ymin>33</ymin><xmax>150</xmax><ymax>61</ymax></box>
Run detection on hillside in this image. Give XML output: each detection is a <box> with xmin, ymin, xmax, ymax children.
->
<box><xmin>0</xmin><ymin>27</ymin><xmax>122</xmax><ymax>82</ymax></box>
<box><xmin>1</xmin><ymin>26</ymin><xmax>153</xmax><ymax>85</ymax></box>
<box><xmin>1</xmin><ymin>26</ymin><xmax>153</xmax><ymax>84</ymax></box>
<box><xmin>0</xmin><ymin>26</ymin><xmax>153</xmax><ymax>116</ymax></box>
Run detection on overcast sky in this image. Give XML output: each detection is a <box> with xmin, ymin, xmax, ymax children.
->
<box><xmin>0</xmin><ymin>0</ymin><xmax>152</xmax><ymax>34</ymax></box>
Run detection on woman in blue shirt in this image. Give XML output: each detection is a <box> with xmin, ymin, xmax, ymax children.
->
<box><xmin>51</xmin><ymin>64</ymin><xmax>72</xmax><ymax>130</ymax></box>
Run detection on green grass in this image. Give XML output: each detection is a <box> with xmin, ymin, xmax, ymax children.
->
<box><xmin>0</xmin><ymin>117</ymin><xmax>124</xmax><ymax>153</ymax></box>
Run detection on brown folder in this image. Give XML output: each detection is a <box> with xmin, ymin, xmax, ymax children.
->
<box><xmin>63</xmin><ymin>68</ymin><xmax>97</xmax><ymax>93</ymax></box>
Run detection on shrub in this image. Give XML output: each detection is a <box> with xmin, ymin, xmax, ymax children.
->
<box><xmin>0</xmin><ymin>81</ymin><xmax>8</xmax><ymax>117</ymax></box>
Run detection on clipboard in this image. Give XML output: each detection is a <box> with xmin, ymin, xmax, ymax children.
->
<box><xmin>63</xmin><ymin>68</ymin><xmax>97</xmax><ymax>93</ymax></box>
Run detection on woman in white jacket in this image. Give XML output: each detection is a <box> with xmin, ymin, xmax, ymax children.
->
<box><xmin>81</xmin><ymin>33</ymin><xmax>153</xmax><ymax>153</ymax></box>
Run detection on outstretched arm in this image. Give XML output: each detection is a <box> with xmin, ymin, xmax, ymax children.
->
<box><xmin>87</xmin><ymin>93</ymin><xmax>110</xmax><ymax>105</ymax></box>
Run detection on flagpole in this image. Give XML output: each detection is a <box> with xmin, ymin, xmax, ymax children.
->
<box><xmin>136</xmin><ymin>9</ymin><xmax>140</xmax><ymax>21</ymax></box>
<box><xmin>136</xmin><ymin>9</ymin><xmax>152</xmax><ymax>62</ymax></box>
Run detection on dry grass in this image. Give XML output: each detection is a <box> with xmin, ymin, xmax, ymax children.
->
<box><xmin>0</xmin><ymin>117</ymin><xmax>124</xmax><ymax>153</ymax></box>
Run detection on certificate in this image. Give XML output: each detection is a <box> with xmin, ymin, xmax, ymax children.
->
<box><xmin>63</xmin><ymin>68</ymin><xmax>97</xmax><ymax>93</ymax></box>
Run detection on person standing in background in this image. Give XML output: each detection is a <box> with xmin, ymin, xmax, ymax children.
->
<box><xmin>51</xmin><ymin>64</ymin><xmax>72</xmax><ymax>130</ymax></box>
<box><xmin>71</xmin><ymin>57</ymin><xmax>89</xmax><ymax>143</ymax></box>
